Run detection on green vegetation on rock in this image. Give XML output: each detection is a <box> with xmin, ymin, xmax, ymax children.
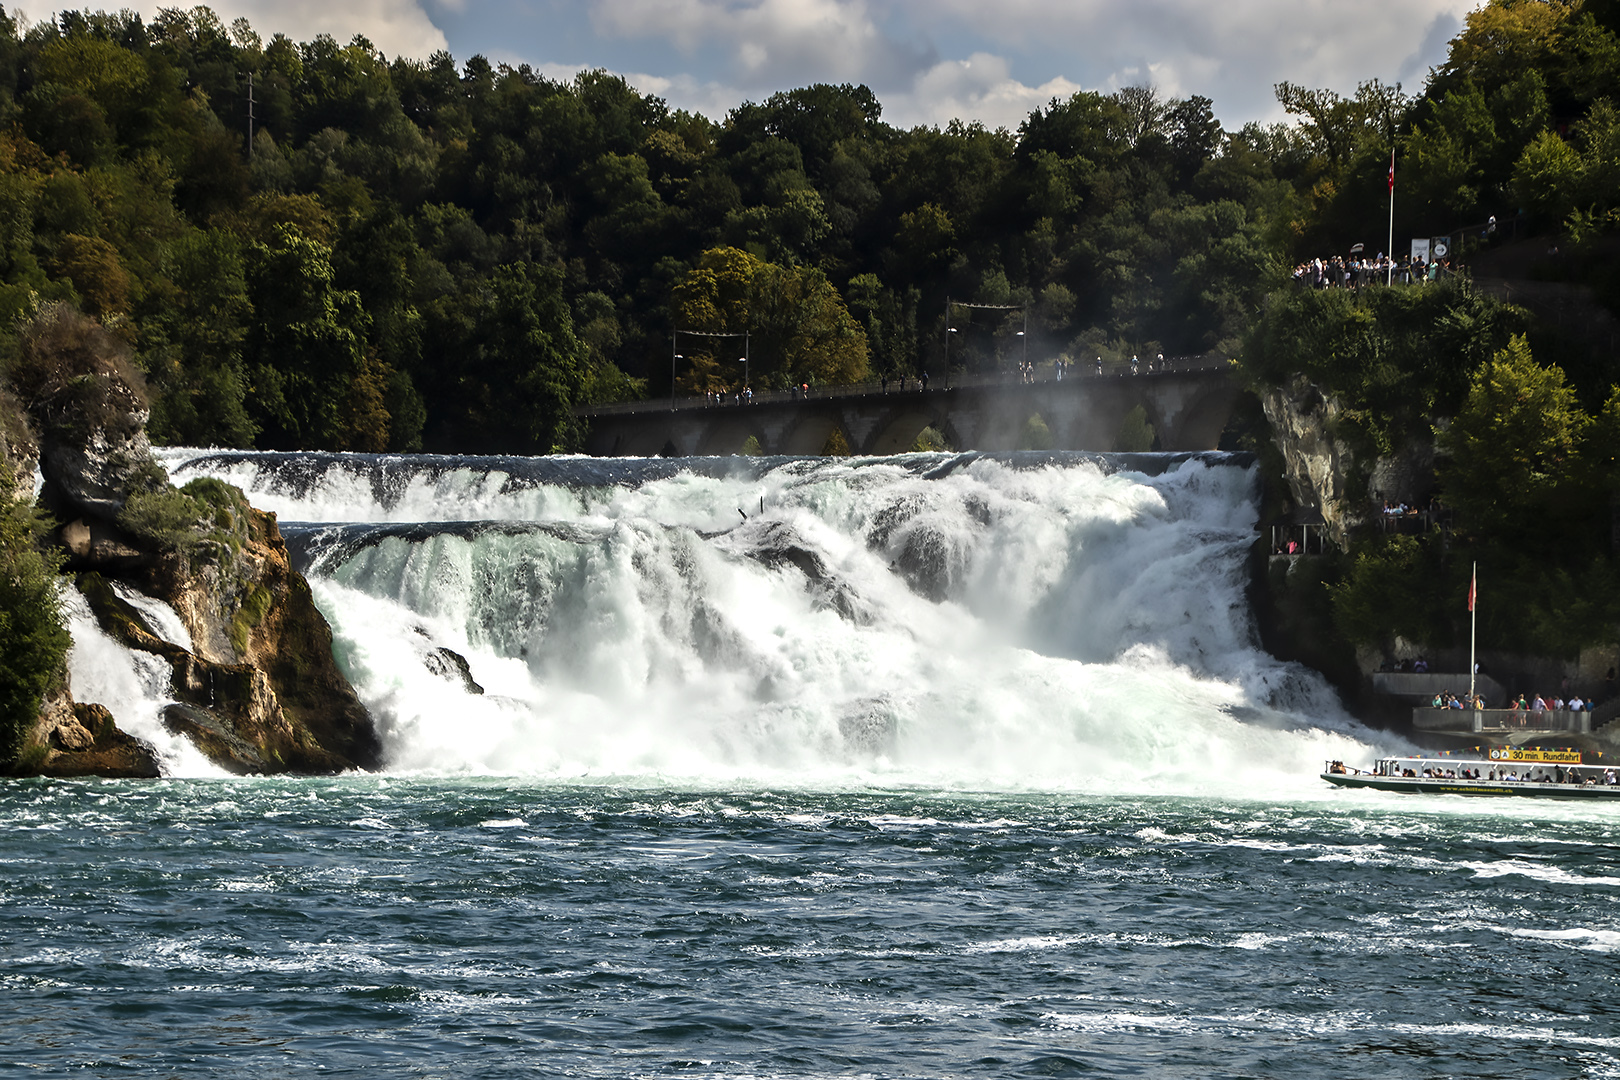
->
<box><xmin>0</xmin><ymin>462</ymin><xmax>68</xmax><ymax>765</ymax></box>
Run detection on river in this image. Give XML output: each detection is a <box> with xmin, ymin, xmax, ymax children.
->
<box><xmin>3</xmin><ymin>450</ymin><xmax>1614</xmax><ymax>1076</ymax></box>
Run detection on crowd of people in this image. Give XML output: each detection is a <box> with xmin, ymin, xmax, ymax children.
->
<box><xmin>1292</xmin><ymin>253</ymin><xmax>1455</xmax><ymax>290</ymax></box>
<box><xmin>1423</xmin><ymin>687</ymin><xmax>1599</xmax><ymax>728</ymax></box>
<box><xmin>1399</xmin><ymin>764</ymin><xmax>1619</xmax><ymax>785</ymax></box>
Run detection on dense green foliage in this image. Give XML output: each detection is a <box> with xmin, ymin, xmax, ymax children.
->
<box><xmin>0</xmin><ymin>5</ymin><xmax>1311</xmax><ymax>454</ymax></box>
<box><xmin>0</xmin><ymin>461</ymin><xmax>67</xmax><ymax>763</ymax></box>
<box><xmin>1243</xmin><ymin>277</ymin><xmax>1529</xmax><ymax>462</ymax></box>
<box><xmin>1227</xmin><ymin>0</ymin><xmax>1620</xmax><ymax>659</ymax></box>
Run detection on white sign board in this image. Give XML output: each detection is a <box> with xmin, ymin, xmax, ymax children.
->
<box><xmin>1410</xmin><ymin>238</ymin><xmax>1431</xmax><ymax>262</ymax></box>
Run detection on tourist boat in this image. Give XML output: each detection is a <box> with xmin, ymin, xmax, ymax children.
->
<box><xmin>1322</xmin><ymin>748</ymin><xmax>1620</xmax><ymax>799</ymax></box>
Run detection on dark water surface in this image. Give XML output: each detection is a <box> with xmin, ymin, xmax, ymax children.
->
<box><xmin>4</xmin><ymin>777</ymin><xmax>1619</xmax><ymax>1078</ymax></box>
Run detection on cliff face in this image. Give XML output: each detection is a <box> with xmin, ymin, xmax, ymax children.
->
<box><xmin>1260</xmin><ymin>376</ymin><xmax>1361</xmax><ymax>546</ymax></box>
<box><xmin>7</xmin><ymin>305</ymin><xmax>379</xmax><ymax>777</ymax></box>
<box><xmin>1261</xmin><ymin>375</ymin><xmax>1436</xmax><ymax>549</ymax></box>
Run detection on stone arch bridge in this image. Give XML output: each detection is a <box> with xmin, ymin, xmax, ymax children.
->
<box><xmin>578</xmin><ymin>361</ymin><xmax>1242</xmax><ymax>457</ymax></box>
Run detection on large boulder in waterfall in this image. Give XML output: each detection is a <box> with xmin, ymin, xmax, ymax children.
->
<box><xmin>18</xmin><ymin>689</ymin><xmax>160</xmax><ymax>777</ymax></box>
<box><xmin>76</xmin><ymin>480</ymin><xmax>382</xmax><ymax>774</ymax></box>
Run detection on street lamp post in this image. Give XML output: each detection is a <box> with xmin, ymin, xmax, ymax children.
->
<box><xmin>673</xmin><ymin>327</ymin><xmax>751</xmax><ymax>408</ymax></box>
<box><xmin>670</xmin><ymin>332</ymin><xmax>684</xmax><ymax>411</ymax></box>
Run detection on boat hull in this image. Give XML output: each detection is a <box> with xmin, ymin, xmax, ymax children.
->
<box><xmin>1321</xmin><ymin>773</ymin><xmax>1620</xmax><ymax>799</ymax></box>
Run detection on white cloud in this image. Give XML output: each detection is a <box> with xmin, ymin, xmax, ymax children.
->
<box><xmin>886</xmin><ymin>52</ymin><xmax>1083</xmax><ymax>130</ymax></box>
<box><xmin>130</xmin><ymin>0</ymin><xmax>449</xmax><ymax>58</ymax></box>
<box><xmin>88</xmin><ymin>0</ymin><xmax>1479</xmax><ymax>133</ymax></box>
<box><xmin>911</xmin><ymin>0</ymin><xmax>1476</xmax><ymax>124</ymax></box>
<box><xmin>532</xmin><ymin>61</ymin><xmax>753</xmax><ymax>120</ymax></box>
<box><xmin>564</xmin><ymin>0</ymin><xmax>1475</xmax><ymax>130</ymax></box>
<box><xmin>589</xmin><ymin>0</ymin><xmax>920</xmax><ymax>88</ymax></box>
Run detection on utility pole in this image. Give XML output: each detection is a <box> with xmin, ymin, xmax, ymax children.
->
<box><xmin>245</xmin><ymin>71</ymin><xmax>256</xmax><ymax>159</ymax></box>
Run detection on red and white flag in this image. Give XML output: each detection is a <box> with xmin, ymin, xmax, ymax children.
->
<box><xmin>1468</xmin><ymin>567</ymin><xmax>1476</xmax><ymax>612</ymax></box>
<box><xmin>1388</xmin><ymin>150</ymin><xmax>1395</xmax><ymax>193</ymax></box>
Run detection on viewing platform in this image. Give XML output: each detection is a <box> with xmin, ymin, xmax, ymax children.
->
<box><xmin>1412</xmin><ymin>707</ymin><xmax>1592</xmax><ymax>735</ymax></box>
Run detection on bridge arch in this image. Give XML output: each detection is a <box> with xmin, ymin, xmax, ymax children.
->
<box><xmin>779</xmin><ymin>413</ymin><xmax>851</xmax><ymax>456</ymax></box>
<box><xmin>696</xmin><ymin>415</ymin><xmax>769</xmax><ymax>456</ymax></box>
<box><xmin>615</xmin><ymin>423</ymin><xmax>689</xmax><ymax>457</ymax></box>
<box><xmin>864</xmin><ymin>409</ymin><xmax>946</xmax><ymax>455</ymax></box>
<box><xmin>1161</xmin><ymin>385</ymin><xmax>1244</xmax><ymax>450</ymax></box>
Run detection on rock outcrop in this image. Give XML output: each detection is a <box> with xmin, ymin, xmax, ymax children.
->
<box><xmin>25</xmin><ymin>688</ymin><xmax>161</xmax><ymax>777</ymax></box>
<box><xmin>5</xmin><ymin>305</ymin><xmax>380</xmax><ymax>777</ymax></box>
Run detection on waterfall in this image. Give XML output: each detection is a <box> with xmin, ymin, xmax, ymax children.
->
<box><xmin>61</xmin><ymin>587</ymin><xmax>226</xmax><ymax>777</ymax></box>
<box><xmin>159</xmin><ymin>449</ymin><xmax>1389</xmax><ymax>789</ymax></box>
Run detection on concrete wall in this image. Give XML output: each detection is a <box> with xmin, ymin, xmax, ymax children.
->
<box><xmin>1374</xmin><ymin>672</ymin><xmax>1506</xmax><ymax>705</ymax></box>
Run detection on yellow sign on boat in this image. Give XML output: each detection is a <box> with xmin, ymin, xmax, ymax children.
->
<box><xmin>1487</xmin><ymin>747</ymin><xmax>1582</xmax><ymax>764</ymax></box>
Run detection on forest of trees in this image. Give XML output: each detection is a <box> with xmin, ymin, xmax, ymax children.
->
<box><xmin>0</xmin><ymin>1</ymin><xmax>1608</xmax><ymax>456</ymax></box>
<box><xmin>0</xmin><ymin>0</ymin><xmax>1617</xmax><ymax>684</ymax></box>
<box><xmin>0</xmin><ymin>2</ymin><xmax>1608</xmax><ymax>458</ymax></box>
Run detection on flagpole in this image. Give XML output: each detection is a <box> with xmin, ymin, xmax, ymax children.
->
<box><xmin>1468</xmin><ymin>561</ymin><xmax>1477</xmax><ymax>705</ymax></box>
<box><xmin>1387</xmin><ymin>148</ymin><xmax>1395</xmax><ymax>286</ymax></box>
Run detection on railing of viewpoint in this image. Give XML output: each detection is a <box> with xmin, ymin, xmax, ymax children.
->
<box><xmin>1412</xmin><ymin>708</ymin><xmax>1594</xmax><ymax>734</ymax></box>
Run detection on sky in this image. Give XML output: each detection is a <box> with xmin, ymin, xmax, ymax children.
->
<box><xmin>89</xmin><ymin>0</ymin><xmax>1481</xmax><ymax>131</ymax></box>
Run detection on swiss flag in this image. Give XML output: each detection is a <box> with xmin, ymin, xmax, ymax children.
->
<box><xmin>1468</xmin><ymin>568</ymin><xmax>1476</xmax><ymax>612</ymax></box>
<box><xmin>1388</xmin><ymin>150</ymin><xmax>1395</xmax><ymax>193</ymax></box>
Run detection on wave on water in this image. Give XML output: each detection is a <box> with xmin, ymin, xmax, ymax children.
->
<box><xmin>155</xmin><ymin>448</ymin><xmax>1392</xmax><ymax>790</ymax></box>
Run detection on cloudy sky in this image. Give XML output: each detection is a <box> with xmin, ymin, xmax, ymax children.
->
<box><xmin>107</xmin><ymin>0</ymin><xmax>1479</xmax><ymax>130</ymax></box>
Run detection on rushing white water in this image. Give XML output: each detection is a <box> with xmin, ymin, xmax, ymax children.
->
<box><xmin>61</xmin><ymin>588</ymin><xmax>225</xmax><ymax>777</ymax></box>
<box><xmin>159</xmin><ymin>449</ymin><xmax>1394</xmax><ymax>790</ymax></box>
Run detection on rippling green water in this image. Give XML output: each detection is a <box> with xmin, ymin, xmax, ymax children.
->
<box><xmin>4</xmin><ymin>777</ymin><xmax>1619</xmax><ymax>1078</ymax></box>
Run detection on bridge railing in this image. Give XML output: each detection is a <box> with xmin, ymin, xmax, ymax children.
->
<box><xmin>577</xmin><ymin>355</ymin><xmax>1232</xmax><ymax>417</ymax></box>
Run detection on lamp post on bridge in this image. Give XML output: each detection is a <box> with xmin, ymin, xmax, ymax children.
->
<box><xmin>1016</xmin><ymin>307</ymin><xmax>1028</xmax><ymax>373</ymax></box>
<box><xmin>670</xmin><ymin>340</ymin><xmax>684</xmax><ymax>411</ymax></box>
<box><xmin>673</xmin><ymin>327</ymin><xmax>752</xmax><ymax>408</ymax></box>
<box><xmin>943</xmin><ymin>297</ymin><xmax>1030</xmax><ymax>385</ymax></box>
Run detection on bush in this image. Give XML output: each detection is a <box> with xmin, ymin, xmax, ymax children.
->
<box><xmin>115</xmin><ymin>486</ymin><xmax>205</xmax><ymax>550</ymax></box>
<box><xmin>4</xmin><ymin>303</ymin><xmax>148</xmax><ymax>443</ymax></box>
<box><xmin>1114</xmin><ymin>405</ymin><xmax>1156</xmax><ymax>452</ymax></box>
<box><xmin>1019</xmin><ymin>413</ymin><xmax>1054</xmax><ymax>451</ymax></box>
<box><xmin>0</xmin><ymin>465</ymin><xmax>68</xmax><ymax>765</ymax></box>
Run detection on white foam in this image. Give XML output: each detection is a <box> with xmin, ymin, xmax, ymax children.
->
<box><xmin>62</xmin><ymin>588</ymin><xmax>226</xmax><ymax>778</ymax></box>
<box><xmin>1502</xmin><ymin>926</ymin><xmax>1620</xmax><ymax>951</ymax></box>
<box><xmin>109</xmin><ymin>580</ymin><xmax>194</xmax><ymax>653</ymax></box>
<box><xmin>165</xmin><ymin>451</ymin><xmax>1401</xmax><ymax>789</ymax></box>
